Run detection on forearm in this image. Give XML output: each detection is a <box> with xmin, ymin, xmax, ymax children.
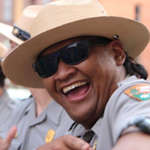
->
<box><xmin>112</xmin><ymin>132</ymin><xmax>150</xmax><ymax>150</ymax></box>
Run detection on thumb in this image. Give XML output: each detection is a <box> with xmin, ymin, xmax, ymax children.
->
<box><xmin>5</xmin><ymin>126</ymin><xmax>17</xmax><ymax>144</ymax></box>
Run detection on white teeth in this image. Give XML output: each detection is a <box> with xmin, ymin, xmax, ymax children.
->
<box><xmin>63</xmin><ymin>81</ymin><xmax>87</xmax><ymax>94</ymax></box>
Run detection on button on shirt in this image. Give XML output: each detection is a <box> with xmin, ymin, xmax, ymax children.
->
<box><xmin>3</xmin><ymin>97</ymin><xmax>73</xmax><ymax>150</ymax></box>
<box><xmin>68</xmin><ymin>76</ymin><xmax>150</xmax><ymax>150</ymax></box>
<box><xmin>0</xmin><ymin>90</ymin><xmax>19</xmax><ymax>134</ymax></box>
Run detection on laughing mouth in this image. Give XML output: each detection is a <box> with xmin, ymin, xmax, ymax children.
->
<box><xmin>62</xmin><ymin>81</ymin><xmax>90</xmax><ymax>99</ymax></box>
<box><xmin>63</xmin><ymin>81</ymin><xmax>87</xmax><ymax>94</ymax></box>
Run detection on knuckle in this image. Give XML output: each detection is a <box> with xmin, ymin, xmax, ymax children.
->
<box><xmin>51</xmin><ymin>145</ymin><xmax>61</xmax><ymax>150</ymax></box>
<box><xmin>62</xmin><ymin>135</ymin><xmax>70</xmax><ymax>141</ymax></box>
<box><xmin>50</xmin><ymin>136</ymin><xmax>68</xmax><ymax>150</ymax></box>
<box><xmin>51</xmin><ymin>143</ymin><xmax>62</xmax><ymax>150</ymax></box>
<box><xmin>63</xmin><ymin>135</ymin><xmax>81</xmax><ymax>147</ymax></box>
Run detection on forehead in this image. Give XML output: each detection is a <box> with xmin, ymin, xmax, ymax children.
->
<box><xmin>40</xmin><ymin>36</ymin><xmax>96</xmax><ymax>57</ymax></box>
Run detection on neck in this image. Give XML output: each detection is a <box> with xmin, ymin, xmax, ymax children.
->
<box><xmin>29</xmin><ymin>88</ymin><xmax>53</xmax><ymax>117</ymax></box>
<box><xmin>0</xmin><ymin>87</ymin><xmax>4</xmax><ymax>97</ymax></box>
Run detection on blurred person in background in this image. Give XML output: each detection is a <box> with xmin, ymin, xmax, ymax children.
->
<box><xmin>0</xmin><ymin>43</ymin><xmax>19</xmax><ymax>134</ymax></box>
<box><xmin>0</xmin><ymin>5</ymin><xmax>73</xmax><ymax>150</ymax></box>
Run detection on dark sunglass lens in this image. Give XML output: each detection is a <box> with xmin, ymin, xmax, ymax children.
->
<box><xmin>61</xmin><ymin>41</ymin><xmax>89</xmax><ymax>65</ymax></box>
<box><xmin>35</xmin><ymin>55</ymin><xmax>58</xmax><ymax>78</ymax></box>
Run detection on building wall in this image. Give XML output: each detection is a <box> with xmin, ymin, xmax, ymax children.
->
<box><xmin>13</xmin><ymin>0</ymin><xmax>24</xmax><ymax>22</ymax></box>
<box><xmin>0</xmin><ymin>0</ymin><xmax>14</xmax><ymax>44</ymax></box>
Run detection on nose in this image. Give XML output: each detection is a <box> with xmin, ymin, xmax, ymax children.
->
<box><xmin>54</xmin><ymin>60</ymin><xmax>77</xmax><ymax>81</ymax></box>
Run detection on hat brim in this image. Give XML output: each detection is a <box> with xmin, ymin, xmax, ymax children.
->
<box><xmin>0</xmin><ymin>23</ymin><xmax>23</xmax><ymax>44</ymax></box>
<box><xmin>3</xmin><ymin>16</ymin><xmax>150</xmax><ymax>88</ymax></box>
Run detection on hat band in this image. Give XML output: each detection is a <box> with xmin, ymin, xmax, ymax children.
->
<box><xmin>12</xmin><ymin>24</ymin><xmax>31</xmax><ymax>41</ymax></box>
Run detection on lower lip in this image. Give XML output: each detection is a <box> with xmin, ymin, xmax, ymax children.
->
<box><xmin>64</xmin><ymin>84</ymin><xmax>91</xmax><ymax>102</ymax></box>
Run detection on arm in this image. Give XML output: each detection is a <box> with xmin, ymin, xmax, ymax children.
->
<box><xmin>0</xmin><ymin>126</ymin><xmax>17</xmax><ymax>150</ymax></box>
<box><xmin>36</xmin><ymin>135</ymin><xmax>93</xmax><ymax>150</ymax></box>
<box><xmin>112</xmin><ymin>132</ymin><xmax>150</xmax><ymax>150</ymax></box>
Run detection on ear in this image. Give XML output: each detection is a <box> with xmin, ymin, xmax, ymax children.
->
<box><xmin>109</xmin><ymin>40</ymin><xmax>126</xmax><ymax>66</ymax></box>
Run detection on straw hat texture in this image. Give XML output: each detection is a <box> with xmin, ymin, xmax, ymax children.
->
<box><xmin>3</xmin><ymin>0</ymin><xmax>150</xmax><ymax>88</ymax></box>
<box><xmin>0</xmin><ymin>5</ymin><xmax>43</xmax><ymax>44</ymax></box>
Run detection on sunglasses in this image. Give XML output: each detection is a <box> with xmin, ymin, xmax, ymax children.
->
<box><xmin>33</xmin><ymin>37</ymin><xmax>112</xmax><ymax>78</ymax></box>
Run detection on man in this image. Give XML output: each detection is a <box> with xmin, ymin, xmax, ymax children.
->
<box><xmin>3</xmin><ymin>0</ymin><xmax>150</xmax><ymax>149</ymax></box>
<box><xmin>0</xmin><ymin>5</ymin><xmax>73</xmax><ymax>150</ymax></box>
<box><xmin>0</xmin><ymin>43</ymin><xmax>18</xmax><ymax>133</ymax></box>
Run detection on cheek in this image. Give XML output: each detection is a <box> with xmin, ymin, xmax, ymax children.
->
<box><xmin>43</xmin><ymin>78</ymin><xmax>65</xmax><ymax>106</ymax></box>
<box><xmin>43</xmin><ymin>78</ymin><xmax>57</xmax><ymax>99</ymax></box>
<box><xmin>80</xmin><ymin>51</ymin><xmax>109</xmax><ymax>78</ymax></box>
<box><xmin>94</xmin><ymin>50</ymin><xmax>116</xmax><ymax>73</ymax></box>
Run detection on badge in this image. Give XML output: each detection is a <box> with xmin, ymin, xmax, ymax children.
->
<box><xmin>45</xmin><ymin>130</ymin><xmax>55</xmax><ymax>143</ymax></box>
<box><xmin>124</xmin><ymin>84</ymin><xmax>150</xmax><ymax>101</ymax></box>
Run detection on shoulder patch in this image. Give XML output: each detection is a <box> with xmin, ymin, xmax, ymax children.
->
<box><xmin>124</xmin><ymin>84</ymin><xmax>150</xmax><ymax>101</ymax></box>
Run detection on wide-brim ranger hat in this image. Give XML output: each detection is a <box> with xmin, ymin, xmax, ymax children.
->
<box><xmin>0</xmin><ymin>5</ymin><xmax>43</xmax><ymax>44</ymax></box>
<box><xmin>3</xmin><ymin>0</ymin><xmax>150</xmax><ymax>88</ymax></box>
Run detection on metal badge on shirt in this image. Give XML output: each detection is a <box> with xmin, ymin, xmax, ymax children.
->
<box><xmin>45</xmin><ymin>130</ymin><xmax>55</xmax><ymax>143</ymax></box>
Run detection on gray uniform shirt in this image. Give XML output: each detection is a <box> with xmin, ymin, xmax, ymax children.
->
<box><xmin>0</xmin><ymin>90</ymin><xmax>19</xmax><ymax>133</ymax></box>
<box><xmin>67</xmin><ymin>75</ymin><xmax>150</xmax><ymax>150</ymax></box>
<box><xmin>4</xmin><ymin>97</ymin><xmax>73</xmax><ymax>150</ymax></box>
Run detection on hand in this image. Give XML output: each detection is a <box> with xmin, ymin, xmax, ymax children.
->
<box><xmin>36</xmin><ymin>135</ymin><xmax>93</xmax><ymax>150</ymax></box>
<box><xmin>111</xmin><ymin>132</ymin><xmax>150</xmax><ymax>150</ymax></box>
<box><xmin>0</xmin><ymin>126</ymin><xmax>17</xmax><ymax>150</ymax></box>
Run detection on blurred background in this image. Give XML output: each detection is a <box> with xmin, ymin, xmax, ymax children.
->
<box><xmin>0</xmin><ymin>0</ymin><xmax>150</xmax><ymax>100</ymax></box>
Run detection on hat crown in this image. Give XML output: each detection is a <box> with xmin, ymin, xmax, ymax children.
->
<box><xmin>31</xmin><ymin>0</ymin><xmax>107</xmax><ymax>37</ymax></box>
<box><xmin>16</xmin><ymin>5</ymin><xmax>43</xmax><ymax>33</ymax></box>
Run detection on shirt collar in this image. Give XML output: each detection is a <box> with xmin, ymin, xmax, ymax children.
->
<box><xmin>0</xmin><ymin>90</ymin><xmax>9</xmax><ymax>104</ymax></box>
<box><xmin>69</xmin><ymin>117</ymin><xmax>103</xmax><ymax>138</ymax></box>
<box><xmin>92</xmin><ymin>117</ymin><xmax>103</xmax><ymax>138</ymax></box>
<box><xmin>46</xmin><ymin>100</ymin><xmax>64</xmax><ymax>125</ymax></box>
<box><xmin>25</xmin><ymin>99</ymin><xmax>63</xmax><ymax>126</ymax></box>
<box><xmin>117</xmin><ymin>75</ymin><xmax>139</xmax><ymax>87</ymax></box>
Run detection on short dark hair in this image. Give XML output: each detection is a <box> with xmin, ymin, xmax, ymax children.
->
<box><xmin>97</xmin><ymin>36</ymin><xmax>148</xmax><ymax>80</ymax></box>
<box><xmin>0</xmin><ymin>66</ymin><xmax>6</xmax><ymax>87</ymax></box>
<box><xmin>123</xmin><ymin>52</ymin><xmax>148</xmax><ymax>80</ymax></box>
